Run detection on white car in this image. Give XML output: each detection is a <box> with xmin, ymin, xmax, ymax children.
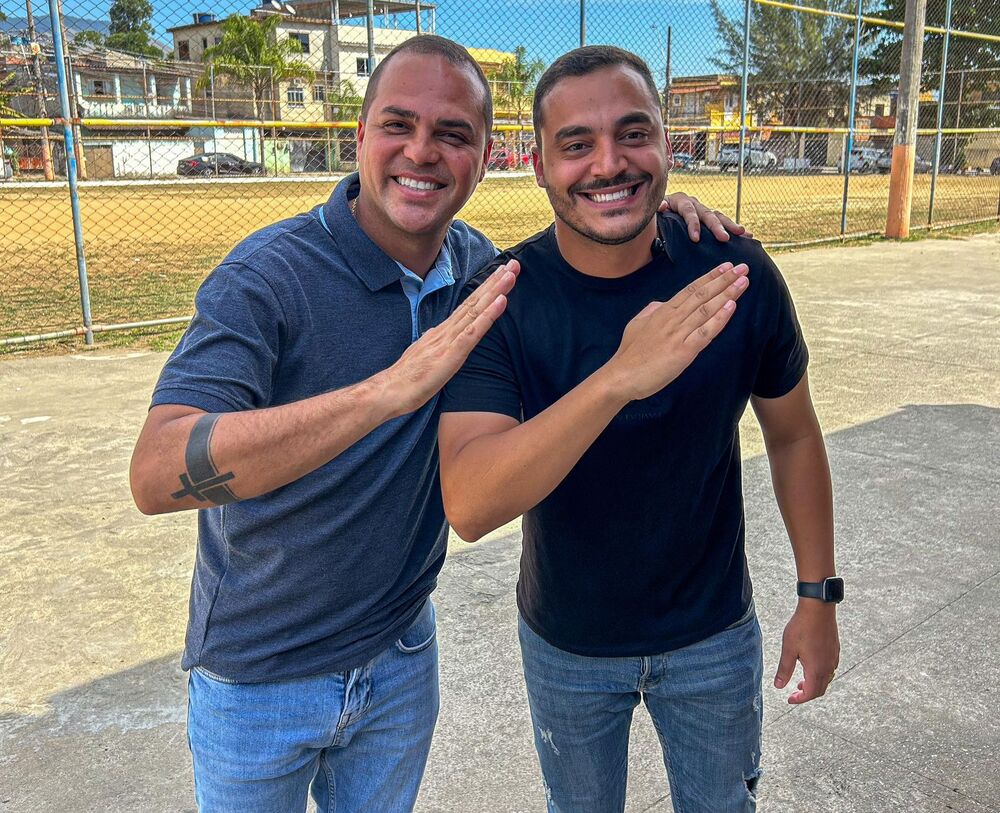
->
<box><xmin>717</xmin><ymin>146</ymin><xmax>778</xmax><ymax>171</ymax></box>
<box><xmin>838</xmin><ymin>147</ymin><xmax>883</xmax><ymax>173</ymax></box>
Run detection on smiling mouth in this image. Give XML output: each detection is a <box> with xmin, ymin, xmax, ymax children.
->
<box><xmin>577</xmin><ymin>182</ymin><xmax>643</xmax><ymax>204</ymax></box>
<box><xmin>394</xmin><ymin>176</ymin><xmax>446</xmax><ymax>192</ymax></box>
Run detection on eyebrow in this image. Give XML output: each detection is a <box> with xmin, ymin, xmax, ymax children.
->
<box><xmin>553</xmin><ymin>111</ymin><xmax>656</xmax><ymax>142</ymax></box>
<box><xmin>379</xmin><ymin>106</ymin><xmax>475</xmax><ymax>135</ymax></box>
<box><xmin>380</xmin><ymin>105</ymin><xmax>417</xmax><ymax>120</ymax></box>
<box><xmin>437</xmin><ymin>118</ymin><xmax>476</xmax><ymax>134</ymax></box>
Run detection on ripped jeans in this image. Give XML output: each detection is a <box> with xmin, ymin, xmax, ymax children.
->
<box><xmin>518</xmin><ymin>603</ymin><xmax>763</xmax><ymax>813</ymax></box>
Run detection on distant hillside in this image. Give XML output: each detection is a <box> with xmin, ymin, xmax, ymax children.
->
<box><xmin>1</xmin><ymin>14</ymin><xmax>111</xmax><ymax>41</ymax></box>
<box><xmin>2</xmin><ymin>15</ymin><xmax>169</xmax><ymax>54</ymax></box>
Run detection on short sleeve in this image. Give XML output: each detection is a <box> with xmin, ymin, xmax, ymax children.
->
<box><xmin>440</xmin><ymin>266</ymin><xmax>522</xmax><ymax>421</ymax></box>
<box><xmin>752</xmin><ymin>253</ymin><xmax>809</xmax><ymax>399</ymax></box>
<box><xmin>151</xmin><ymin>262</ymin><xmax>284</xmax><ymax>413</ymax></box>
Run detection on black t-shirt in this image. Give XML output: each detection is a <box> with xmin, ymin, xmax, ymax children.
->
<box><xmin>441</xmin><ymin>213</ymin><xmax>808</xmax><ymax>657</ymax></box>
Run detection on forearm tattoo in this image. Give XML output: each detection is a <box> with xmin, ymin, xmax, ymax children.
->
<box><xmin>170</xmin><ymin>414</ymin><xmax>238</xmax><ymax>504</ymax></box>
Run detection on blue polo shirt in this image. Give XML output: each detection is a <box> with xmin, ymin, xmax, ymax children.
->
<box><xmin>151</xmin><ymin>173</ymin><xmax>497</xmax><ymax>682</ymax></box>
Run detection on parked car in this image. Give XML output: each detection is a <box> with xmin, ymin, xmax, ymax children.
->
<box><xmin>177</xmin><ymin>153</ymin><xmax>264</xmax><ymax>177</ymax></box>
<box><xmin>671</xmin><ymin>152</ymin><xmax>694</xmax><ymax>170</ymax></box>
<box><xmin>876</xmin><ymin>152</ymin><xmax>933</xmax><ymax>174</ymax></box>
<box><xmin>838</xmin><ymin>147</ymin><xmax>883</xmax><ymax>173</ymax></box>
<box><xmin>990</xmin><ymin>156</ymin><xmax>1000</xmax><ymax>175</ymax></box>
<box><xmin>717</xmin><ymin>145</ymin><xmax>777</xmax><ymax>171</ymax></box>
<box><xmin>487</xmin><ymin>147</ymin><xmax>532</xmax><ymax>170</ymax></box>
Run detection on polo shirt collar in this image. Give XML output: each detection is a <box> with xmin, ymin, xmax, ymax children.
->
<box><xmin>319</xmin><ymin>172</ymin><xmax>451</xmax><ymax>293</ymax></box>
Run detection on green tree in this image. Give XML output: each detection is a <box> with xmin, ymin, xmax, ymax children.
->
<box><xmin>0</xmin><ymin>71</ymin><xmax>23</xmax><ymax>116</ymax></box>
<box><xmin>325</xmin><ymin>79</ymin><xmax>362</xmax><ymax>169</ymax></box>
<box><xmin>863</xmin><ymin>0</ymin><xmax>1000</xmax><ymax>129</ymax></box>
<box><xmin>709</xmin><ymin>0</ymin><xmax>858</xmax><ymax>156</ymax></box>
<box><xmin>491</xmin><ymin>46</ymin><xmax>544</xmax><ymax>159</ymax></box>
<box><xmin>327</xmin><ymin>78</ymin><xmax>362</xmax><ymax>120</ymax></box>
<box><xmin>105</xmin><ymin>0</ymin><xmax>162</xmax><ymax>57</ymax></box>
<box><xmin>199</xmin><ymin>14</ymin><xmax>314</xmax><ymax>120</ymax></box>
<box><xmin>74</xmin><ymin>30</ymin><xmax>107</xmax><ymax>48</ymax></box>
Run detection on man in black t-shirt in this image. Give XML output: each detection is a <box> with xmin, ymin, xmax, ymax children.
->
<box><xmin>439</xmin><ymin>46</ymin><xmax>841</xmax><ymax>812</ymax></box>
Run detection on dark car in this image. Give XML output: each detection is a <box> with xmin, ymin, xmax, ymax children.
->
<box><xmin>177</xmin><ymin>152</ymin><xmax>264</xmax><ymax>177</ymax></box>
<box><xmin>991</xmin><ymin>157</ymin><xmax>1000</xmax><ymax>175</ymax></box>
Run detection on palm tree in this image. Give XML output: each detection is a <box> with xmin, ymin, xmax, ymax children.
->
<box><xmin>326</xmin><ymin>79</ymin><xmax>362</xmax><ymax>170</ymax></box>
<box><xmin>198</xmin><ymin>14</ymin><xmax>314</xmax><ymax>121</ymax></box>
<box><xmin>491</xmin><ymin>46</ymin><xmax>544</xmax><ymax>161</ymax></box>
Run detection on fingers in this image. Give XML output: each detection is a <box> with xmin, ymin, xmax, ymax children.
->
<box><xmin>448</xmin><ymin>260</ymin><xmax>519</xmax><ymax>336</ymax></box>
<box><xmin>672</xmin><ymin>262</ymin><xmax>748</xmax><ymax>311</ymax></box>
<box><xmin>659</xmin><ymin>192</ymin><xmax>702</xmax><ymax>242</ymax></box>
<box><xmin>714</xmin><ymin>211</ymin><xmax>750</xmax><ymax>240</ymax></box>
<box><xmin>787</xmin><ymin>667</ymin><xmax>835</xmax><ymax>705</ymax></box>
<box><xmin>773</xmin><ymin>644</ymin><xmax>797</xmax><ymax>691</ymax></box>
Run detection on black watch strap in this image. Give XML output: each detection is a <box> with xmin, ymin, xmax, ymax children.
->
<box><xmin>797</xmin><ymin>577</ymin><xmax>844</xmax><ymax>603</ymax></box>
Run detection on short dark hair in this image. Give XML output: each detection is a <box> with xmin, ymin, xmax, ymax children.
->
<box><xmin>360</xmin><ymin>35</ymin><xmax>493</xmax><ymax>135</ymax></box>
<box><xmin>532</xmin><ymin>46</ymin><xmax>661</xmax><ymax>136</ymax></box>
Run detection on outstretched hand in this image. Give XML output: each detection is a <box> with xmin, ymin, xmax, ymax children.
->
<box><xmin>603</xmin><ymin>261</ymin><xmax>750</xmax><ymax>403</ymax></box>
<box><xmin>659</xmin><ymin>193</ymin><xmax>752</xmax><ymax>243</ymax></box>
<box><xmin>384</xmin><ymin>260</ymin><xmax>520</xmax><ymax>415</ymax></box>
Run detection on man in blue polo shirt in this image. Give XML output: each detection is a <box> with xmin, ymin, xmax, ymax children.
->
<box><xmin>130</xmin><ymin>35</ymin><xmax>745</xmax><ymax>813</ymax></box>
<box><xmin>439</xmin><ymin>47</ymin><xmax>841</xmax><ymax>812</ymax></box>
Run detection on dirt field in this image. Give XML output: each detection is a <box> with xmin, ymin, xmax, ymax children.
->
<box><xmin>2</xmin><ymin>172</ymin><xmax>999</xmax><ymax>341</ymax></box>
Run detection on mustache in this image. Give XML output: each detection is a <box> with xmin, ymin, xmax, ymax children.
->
<box><xmin>570</xmin><ymin>173</ymin><xmax>650</xmax><ymax>195</ymax></box>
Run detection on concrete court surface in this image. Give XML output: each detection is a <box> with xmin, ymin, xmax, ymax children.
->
<box><xmin>1</xmin><ymin>233</ymin><xmax>998</xmax><ymax>813</ymax></box>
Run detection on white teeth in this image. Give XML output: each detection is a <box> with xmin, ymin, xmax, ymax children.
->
<box><xmin>589</xmin><ymin>188</ymin><xmax>631</xmax><ymax>203</ymax></box>
<box><xmin>396</xmin><ymin>176</ymin><xmax>440</xmax><ymax>191</ymax></box>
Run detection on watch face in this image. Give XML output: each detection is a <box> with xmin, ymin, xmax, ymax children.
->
<box><xmin>824</xmin><ymin>578</ymin><xmax>845</xmax><ymax>603</ymax></box>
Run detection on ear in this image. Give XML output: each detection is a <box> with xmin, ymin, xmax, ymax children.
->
<box><xmin>663</xmin><ymin>127</ymin><xmax>673</xmax><ymax>172</ymax></box>
<box><xmin>356</xmin><ymin>118</ymin><xmax>366</xmax><ymax>152</ymax></box>
<box><xmin>481</xmin><ymin>138</ymin><xmax>494</xmax><ymax>183</ymax></box>
<box><xmin>532</xmin><ymin>144</ymin><xmax>546</xmax><ymax>189</ymax></box>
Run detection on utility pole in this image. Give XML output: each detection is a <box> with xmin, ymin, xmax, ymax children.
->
<box><xmin>885</xmin><ymin>0</ymin><xmax>927</xmax><ymax>238</ymax></box>
<box><xmin>25</xmin><ymin>0</ymin><xmax>55</xmax><ymax>180</ymax></box>
<box><xmin>55</xmin><ymin>0</ymin><xmax>86</xmax><ymax>179</ymax></box>
<box><xmin>664</xmin><ymin>26</ymin><xmax>672</xmax><ymax>129</ymax></box>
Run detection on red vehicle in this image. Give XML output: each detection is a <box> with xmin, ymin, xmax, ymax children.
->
<box><xmin>488</xmin><ymin>147</ymin><xmax>532</xmax><ymax>170</ymax></box>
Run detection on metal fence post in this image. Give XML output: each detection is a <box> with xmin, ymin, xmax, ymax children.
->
<box><xmin>736</xmin><ymin>0</ymin><xmax>751</xmax><ymax>223</ymax></box>
<box><xmin>579</xmin><ymin>0</ymin><xmax>586</xmax><ymax>47</ymax></box>
<box><xmin>47</xmin><ymin>0</ymin><xmax>93</xmax><ymax>344</ymax></box>
<box><xmin>366</xmin><ymin>0</ymin><xmax>376</xmax><ymax>76</ymax></box>
<box><xmin>928</xmin><ymin>0</ymin><xmax>953</xmax><ymax>225</ymax></box>
<box><xmin>841</xmin><ymin>0</ymin><xmax>864</xmax><ymax>235</ymax></box>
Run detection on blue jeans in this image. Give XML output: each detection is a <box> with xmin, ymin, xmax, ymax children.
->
<box><xmin>518</xmin><ymin>604</ymin><xmax>764</xmax><ymax>813</ymax></box>
<box><xmin>187</xmin><ymin>599</ymin><xmax>439</xmax><ymax>812</ymax></box>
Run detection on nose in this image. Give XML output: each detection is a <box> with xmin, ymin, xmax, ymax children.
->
<box><xmin>591</xmin><ymin>138</ymin><xmax>628</xmax><ymax>179</ymax></box>
<box><xmin>403</xmin><ymin>129</ymin><xmax>440</xmax><ymax>166</ymax></box>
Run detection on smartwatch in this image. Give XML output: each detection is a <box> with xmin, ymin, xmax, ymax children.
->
<box><xmin>797</xmin><ymin>577</ymin><xmax>844</xmax><ymax>603</ymax></box>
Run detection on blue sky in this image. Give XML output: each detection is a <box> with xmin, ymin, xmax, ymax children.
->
<box><xmin>432</xmin><ymin>0</ymin><xmax>729</xmax><ymax>78</ymax></box>
<box><xmin>24</xmin><ymin>0</ymin><xmax>731</xmax><ymax>78</ymax></box>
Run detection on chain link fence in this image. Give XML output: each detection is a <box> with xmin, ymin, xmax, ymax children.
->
<box><xmin>2</xmin><ymin>0</ymin><xmax>1000</xmax><ymax>346</ymax></box>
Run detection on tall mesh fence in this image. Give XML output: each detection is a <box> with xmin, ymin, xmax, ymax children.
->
<box><xmin>2</xmin><ymin>0</ymin><xmax>999</xmax><ymax>345</ymax></box>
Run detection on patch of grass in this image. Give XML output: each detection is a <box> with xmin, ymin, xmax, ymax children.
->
<box><xmin>3</xmin><ymin>173</ymin><xmax>999</xmax><ymax>353</ymax></box>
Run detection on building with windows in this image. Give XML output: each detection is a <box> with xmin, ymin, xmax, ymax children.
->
<box><xmin>167</xmin><ymin>1</ymin><xmax>438</xmax><ymax>124</ymax></box>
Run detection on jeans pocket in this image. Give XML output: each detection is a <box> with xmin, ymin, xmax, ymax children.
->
<box><xmin>396</xmin><ymin>599</ymin><xmax>437</xmax><ymax>654</ymax></box>
<box><xmin>191</xmin><ymin>665</ymin><xmax>243</xmax><ymax>685</ymax></box>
